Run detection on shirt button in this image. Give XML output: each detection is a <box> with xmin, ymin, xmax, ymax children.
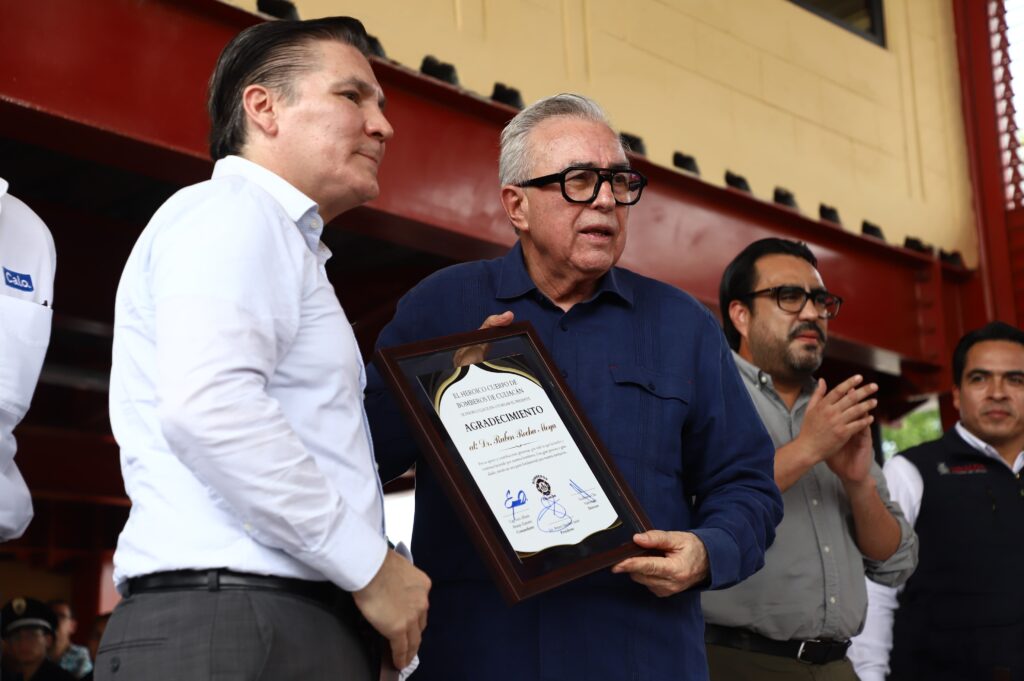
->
<box><xmin>823</xmin><ymin>545</ymin><xmax>830</xmax><ymax>553</ymax></box>
<box><xmin>560</xmin><ymin>322</ymin><xmax>568</xmax><ymax>331</ymax></box>
<box><xmin>811</xmin><ymin>499</ymin><xmax>819</xmax><ymax>506</ymax></box>
<box><xmin>829</xmin><ymin>596</ymin><xmax>837</xmax><ymax>605</ymax></box>
<box><xmin>647</xmin><ymin>382</ymin><xmax>656</xmax><ymax>391</ymax></box>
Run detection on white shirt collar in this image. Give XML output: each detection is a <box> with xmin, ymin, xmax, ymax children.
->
<box><xmin>212</xmin><ymin>156</ymin><xmax>328</xmax><ymax>261</ymax></box>
<box><xmin>955</xmin><ymin>421</ymin><xmax>1024</xmax><ymax>473</ymax></box>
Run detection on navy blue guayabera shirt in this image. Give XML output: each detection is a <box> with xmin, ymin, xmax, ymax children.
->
<box><xmin>365</xmin><ymin>243</ymin><xmax>782</xmax><ymax>681</ymax></box>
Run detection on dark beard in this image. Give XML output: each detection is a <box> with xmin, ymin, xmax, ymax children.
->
<box><xmin>750</xmin><ymin>320</ymin><xmax>825</xmax><ymax>381</ymax></box>
<box><xmin>784</xmin><ymin>322</ymin><xmax>825</xmax><ymax>375</ymax></box>
<box><xmin>786</xmin><ymin>344</ymin><xmax>823</xmax><ymax>374</ymax></box>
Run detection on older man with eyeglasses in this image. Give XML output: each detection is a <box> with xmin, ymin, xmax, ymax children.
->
<box><xmin>364</xmin><ymin>93</ymin><xmax>783</xmax><ymax>680</ymax></box>
<box><xmin>702</xmin><ymin>238</ymin><xmax>918</xmax><ymax>681</ymax></box>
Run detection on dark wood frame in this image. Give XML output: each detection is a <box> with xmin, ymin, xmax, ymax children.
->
<box><xmin>375</xmin><ymin>321</ymin><xmax>652</xmax><ymax>604</ymax></box>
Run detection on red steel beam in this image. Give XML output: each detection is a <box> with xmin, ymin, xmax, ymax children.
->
<box><xmin>0</xmin><ymin>0</ymin><xmax>981</xmax><ymax>380</ymax></box>
<box><xmin>355</xmin><ymin>65</ymin><xmax>969</xmax><ymax>381</ymax></box>
<box><xmin>0</xmin><ymin>0</ymin><xmax>255</xmax><ymax>166</ymax></box>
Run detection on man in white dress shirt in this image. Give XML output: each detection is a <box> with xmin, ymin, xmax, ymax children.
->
<box><xmin>850</xmin><ymin>321</ymin><xmax>1024</xmax><ymax>681</ymax></box>
<box><xmin>98</xmin><ymin>16</ymin><xmax>430</xmax><ymax>681</ymax></box>
<box><xmin>0</xmin><ymin>178</ymin><xmax>56</xmax><ymax>542</ymax></box>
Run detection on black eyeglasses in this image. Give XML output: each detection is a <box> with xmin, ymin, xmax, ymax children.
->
<box><xmin>516</xmin><ymin>166</ymin><xmax>648</xmax><ymax>206</ymax></box>
<box><xmin>741</xmin><ymin>286</ymin><xmax>843</xmax><ymax>319</ymax></box>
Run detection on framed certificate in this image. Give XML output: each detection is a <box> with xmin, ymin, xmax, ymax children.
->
<box><xmin>375</xmin><ymin>321</ymin><xmax>652</xmax><ymax>604</ymax></box>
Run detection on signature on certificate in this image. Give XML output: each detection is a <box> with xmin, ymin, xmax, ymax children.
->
<box><xmin>569</xmin><ymin>479</ymin><xmax>596</xmax><ymax>502</ymax></box>
<box><xmin>536</xmin><ymin>495</ymin><xmax>573</xmax><ymax>533</ymax></box>
<box><xmin>504</xmin><ymin>489</ymin><xmax>528</xmax><ymax>520</ymax></box>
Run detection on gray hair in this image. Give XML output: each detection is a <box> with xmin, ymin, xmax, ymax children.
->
<box><xmin>498</xmin><ymin>93</ymin><xmax>619</xmax><ymax>186</ymax></box>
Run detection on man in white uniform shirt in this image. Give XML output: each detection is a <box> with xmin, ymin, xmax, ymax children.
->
<box><xmin>99</xmin><ymin>17</ymin><xmax>430</xmax><ymax>681</ymax></box>
<box><xmin>0</xmin><ymin>178</ymin><xmax>56</xmax><ymax>541</ymax></box>
<box><xmin>850</xmin><ymin>321</ymin><xmax>1024</xmax><ymax>681</ymax></box>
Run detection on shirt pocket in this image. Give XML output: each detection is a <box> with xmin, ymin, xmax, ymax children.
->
<box><xmin>0</xmin><ymin>296</ymin><xmax>52</xmax><ymax>417</ymax></box>
<box><xmin>608</xmin><ymin>364</ymin><xmax>691</xmax><ymax>472</ymax></box>
<box><xmin>608</xmin><ymin>364</ymin><xmax>693</xmax><ymax>529</ymax></box>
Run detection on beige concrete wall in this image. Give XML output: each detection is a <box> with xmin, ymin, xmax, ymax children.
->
<box><xmin>227</xmin><ymin>0</ymin><xmax>977</xmax><ymax>266</ymax></box>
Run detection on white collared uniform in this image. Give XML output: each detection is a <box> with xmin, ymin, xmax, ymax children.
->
<box><xmin>109</xmin><ymin>156</ymin><xmax>387</xmax><ymax>591</ymax></box>
<box><xmin>849</xmin><ymin>422</ymin><xmax>1024</xmax><ymax>681</ymax></box>
<box><xmin>0</xmin><ymin>178</ymin><xmax>56</xmax><ymax>541</ymax></box>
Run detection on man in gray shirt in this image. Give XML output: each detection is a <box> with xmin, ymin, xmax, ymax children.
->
<box><xmin>703</xmin><ymin>238</ymin><xmax>917</xmax><ymax>680</ymax></box>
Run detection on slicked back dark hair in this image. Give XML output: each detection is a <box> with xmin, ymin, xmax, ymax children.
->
<box><xmin>952</xmin><ymin>321</ymin><xmax>1024</xmax><ymax>386</ymax></box>
<box><xmin>718</xmin><ymin>238</ymin><xmax>819</xmax><ymax>351</ymax></box>
<box><xmin>208</xmin><ymin>16</ymin><xmax>371</xmax><ymax>160</ymax></box>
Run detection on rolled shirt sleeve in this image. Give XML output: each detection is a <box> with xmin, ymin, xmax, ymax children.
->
<box><xmin>861</xmin><ymin>461</ymin><xmax>918</xmax><ymax>587</ymax></box>
<box><xmin>702</xmin><ymin>354</ymin><xmax>919</xmax><ymax>641</ymax></box>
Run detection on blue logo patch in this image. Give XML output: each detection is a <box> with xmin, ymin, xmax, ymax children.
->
<box><xmin>3</xmin><ymin>267</ymin><xmax>34</xmax><ymax>292</ymax></box>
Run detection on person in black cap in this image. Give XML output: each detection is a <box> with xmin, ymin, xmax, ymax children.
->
<box><xmin>1</xmin><ymin>597</ymin><xmax>75</xmax><ymax>681</ymax></box>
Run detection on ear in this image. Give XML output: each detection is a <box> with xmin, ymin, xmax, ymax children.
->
<box><xmin>728</xmin><ymin>299</ymin><xmax>751</xmax><ymax>343</ymax></box>
<box><xmin>952</xmin><ymin>384</ymin><xmax>961</xmax><ymax>413</ymax></box>
<box><xmin>241</xmin><ymin>84</ymin><xmax>280</xmax><ymax>138</ymax></box>
<box><xmin>500</xmin><ymin>185</ymin><xmax>530</xmax><ymax>234</ymax></box>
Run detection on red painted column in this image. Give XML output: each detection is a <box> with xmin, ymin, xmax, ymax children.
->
<box><xmin>69</xmin><ymin>555</ymin><xmax>102</xmax><ymax>648</ymax></box>
<box><xmin>952</xmin><ymin>0</ymin><xmax>1020</xmax><ymax>326</ymax></box>
<box><xmin>1008</xmin><ymin>209</ymin><xmax>1024</xmax><ymax>323</ymax></box>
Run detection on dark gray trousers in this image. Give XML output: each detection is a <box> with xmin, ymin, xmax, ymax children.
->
<box><xmin>706</xmin><ymin>643</ymin><xmax>860</xmax><ymax>681</ymax></box>
<box><xmin>95</xmin><ymin>589</ymin><xmax>374</xmax><ymax>681</ymax></box>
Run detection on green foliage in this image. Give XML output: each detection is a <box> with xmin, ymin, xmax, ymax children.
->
<box><xmin>881</xmin><ymin>407</ymin><xmax>943</xmax><ymax>460</ymax></box>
